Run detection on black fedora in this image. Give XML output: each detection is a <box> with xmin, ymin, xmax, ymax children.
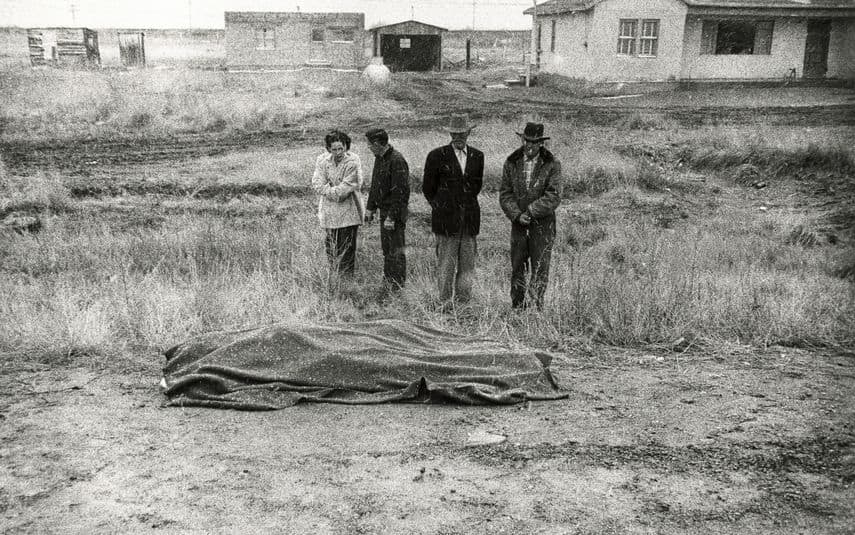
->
<box><xmin>516</xmin><ymin>122</ymin><xmax>550</xmax><ymax>142</ymax></box>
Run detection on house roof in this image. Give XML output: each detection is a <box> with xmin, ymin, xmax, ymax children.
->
<box><xmin>683</xmin><ymin>0</ymin><xmax>855</xmax><ymax>7</ymax></box>
<box><xmin>369</xmin><ymin>19</ymin><xmax>448</xmax><ymax>32</ymax></box>
<box><xmin>523</xmin><ymin>1</ymin><xmax>601</xmax><ymax>16</ymax></box>
<box><xmin>524</xmin><ymin>0</ymin><xmax>855</xmax><ymax>15</ymax></box>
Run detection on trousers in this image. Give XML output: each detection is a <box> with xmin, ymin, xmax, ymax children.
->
<box><xmin>325</xmin><ymin>225</ymin><xmax>358</xmax><ymax>275</ymax></box>
<box><xmin>380</xmin><ymin>219</ymin><xmax>406</xmax><ymax>288</ymax></box>
<box><xmin>510</xmin><ymin>218</ymin><xmax>555</xmax><ymax>309</ymax></box>
<box><xmin>435</xmin><ymin>233</ymin><xmax>477</xmax><ymax>303</ymax></box>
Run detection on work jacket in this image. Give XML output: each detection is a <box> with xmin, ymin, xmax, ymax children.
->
<box><xmin>366</xmin><ymin>145</ymin><xmax>410</xmax><ymax>223</ymax></box>
<box><xmin>499</xmin><ymin>147</ymin><xmax>562</xmax><ymax>223</ymax></box>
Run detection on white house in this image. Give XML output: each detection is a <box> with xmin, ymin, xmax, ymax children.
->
<box><xmin>526</xmin><ymin>0</ymin><xmax>855</xmax><ymax>81</ymax></box>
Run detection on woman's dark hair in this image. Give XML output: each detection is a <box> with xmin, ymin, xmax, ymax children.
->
<box><xmin>324</xmin><ymin>130</ymin><xmax>351</xmax><ymax>151</ymax></box>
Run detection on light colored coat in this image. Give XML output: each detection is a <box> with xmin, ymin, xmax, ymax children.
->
<box><xmin>311</xmin><ymin>151</ymin><xmax>365</xmax><ymax>229</ymax></box>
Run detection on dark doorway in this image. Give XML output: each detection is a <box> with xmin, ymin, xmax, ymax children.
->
<box><xmin>380</xmin><ymin>34</ymin><xmax>440</xmax><ymax>71</ymax></box>
<box><xmin>119</xmin><ymin>32</ymin><xmax>145</xmax><ymax>67</ymax></box>
<box><xmin>803</xmin><ymin>20</ymin><xmax>830</xmax><ymax>78</ymax></box>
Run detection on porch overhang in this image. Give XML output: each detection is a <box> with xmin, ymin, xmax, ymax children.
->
<box><xmin>686</xmin><ymin>6</ymin><xmax>855</xmax><ymax>17</ymax></box>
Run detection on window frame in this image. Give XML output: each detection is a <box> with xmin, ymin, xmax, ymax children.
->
<box><xmin>311</xmin><ymin>27</ymin><xmax>325</xmax><ymax>43</ymax></box>
<box><xmin>638</xmin><ymin>19</ymin><xmax>659</xmax><ymax>57</ymax></box>
<box><xmin>255</xmin><ymin>27</ymin><xmax>275</xmax><ymax>50</ymax></box>
<box><xmin>700</xmin><ymin>19</ymin><xmax>774</xmax><ymax>56</ymax></box>
<box><xmin>328</xmin><ymin>27</ymin><xmax>356</xmax><ymax>43</ymax></box>
<box><xmin>617</xmin><ymin>19</ymin><xmax>638</xmax><ymax>56</ymax></box>
<box><xmin>617</xmin><ymin>18</ymin><xmax>660</xmax><ymax>57</ymax></box>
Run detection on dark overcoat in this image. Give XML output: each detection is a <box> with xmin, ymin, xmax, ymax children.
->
<box><xmin>422</xmin><ymin>144</ymin><xmax>484</xmax><ymax>236</ymax></box>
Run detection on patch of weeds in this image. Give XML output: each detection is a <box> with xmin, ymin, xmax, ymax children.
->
<box><xmin>785</xmin><ymin>224</ymin><xmax>820</xmax><ymax>248</ymax></box>
<box><xmin>618</xmin><ymin>112</ymin><xmax>671</xmax><ymax>131</ymax></box>
<box><xmin>127</xmin><ymin>111</ymin><xmax>153</xmax><ymax>129</ymax></box>
<box><xmin>732</xmin><ymin>163</ymin><xmax>763</xmax><ymax>186</ymax></box>
<box><xmin>637</xmin><ymin>161</ymin><xmax>669</xmax><ymax>192</ymax></box>
<box><xmin>653</xmin><ymin>202</ymin><xmax>689</xmax><ymax>229</ymax></box>
<box><xmin>565</xmin><ymin>224</ymin><xmax>608</xmax><ymax>248</ymax></box>
<box><xmin>204</xmin><ymin>116</ymin><xmax>228</xmax><ymax>133</ymax></box>
<box><xmin>830</xmin><ymin>248</ymin><xmax>855</xmax><ymax>281</ymax></box>
<box><xmin>0</xmin><ymin>114</ymin><xmax>11</xmax><ymax>136</ymax></box>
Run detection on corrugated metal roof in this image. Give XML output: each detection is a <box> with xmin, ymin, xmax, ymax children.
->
<box><xmin>524</xmin><ymin>0</ymin><xmax>855</xmax><ymax>15</ymax></box>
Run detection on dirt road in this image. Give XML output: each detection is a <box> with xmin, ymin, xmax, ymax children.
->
<box><xmin>1</xmin><ymin>345</ymin><xmax>853</xmax><ymax>533</ymax></box>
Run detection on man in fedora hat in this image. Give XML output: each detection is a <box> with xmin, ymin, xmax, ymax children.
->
<box><xmin>499</xmin><ymin>122</ymin><xmax>562</xmax><ymax>310</ymax></box>
<box><xmin>422</xmin><ymin>114</ymin><xmax>485</xmax><ymax>307</ymax></box>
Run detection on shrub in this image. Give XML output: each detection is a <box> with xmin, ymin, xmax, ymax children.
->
<box><xmin>618</xmin><ymin>112</ymin><xmax>670</xmax><ymax>131</ymax></box>
<box><xmin>128</xmin><ymin>111</ymin><xmax>153</xmax><ymax>129</ymax></box>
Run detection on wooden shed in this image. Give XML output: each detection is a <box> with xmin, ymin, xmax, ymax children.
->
<box><xmin>369</xmin><ymin>20</ymin><xmax>447</xmax><ymax>71</ymax></box>
<box><xmin>27</xmin><ymin>27</ymin><xmax>100</xmax><ymax>67</ymax></box>
<box><xmin>118</xmin><ymin>31</ymin><xmax>145</xmax><ymax>67</ymax></box>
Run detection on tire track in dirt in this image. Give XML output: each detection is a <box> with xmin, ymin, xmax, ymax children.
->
<box><xmin>2</xmin><ymin>103</ymin><xmax>853</xmax><ymax>174</ymax></box>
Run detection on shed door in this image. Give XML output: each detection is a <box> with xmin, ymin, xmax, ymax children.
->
<box><xmin>380</xmin><ymin>34</ymin><xmax>440</xmax><ymax>71</ymax></box>
<box><xmin>119</xmin><ymin>34</ymin><xmax>144</xmax><ymax>67</ymax></box>
<box><xmin>803</xmin><ymin>20</ymin><xmax>830</xmax><ymax>78</ymax></box>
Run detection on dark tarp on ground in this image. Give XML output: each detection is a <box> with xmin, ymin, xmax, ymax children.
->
<box><xmin>162</xmin><ymin>319</ymin><xmax>567</xmax><ymax>410</ymax></box>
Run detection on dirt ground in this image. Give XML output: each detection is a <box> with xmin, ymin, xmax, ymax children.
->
<box><xmin>1</xmin><ymin>82</ymin><xmax>854</xmax><ymax>534</ymax></box>
<box><xmin>2</xmin><ymin>344</ymin><xmax>853</xmax><ymax>534</ymax></box>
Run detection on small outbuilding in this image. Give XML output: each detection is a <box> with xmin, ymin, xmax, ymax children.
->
<box><xmin>118</xmin><ymin>31</ymin><xmax>146</xmax><ymax>67</ymax></box>
<box><xmin>27</xmin><ymin>27</ymin><xmax>100</xmax><ymax>67</ymax></box>
<box><xmin>369</xmin><ymin>20</ymin><xmax>447</xmax><ymax>71</ymax></box>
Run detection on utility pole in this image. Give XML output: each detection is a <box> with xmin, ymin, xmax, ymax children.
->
<box><xmin>527</xmin><ymin>0</ymin><xmax>537</xmax><ymax>87</ymax></box>
<box><xmin>187</xmin><ymin>0</ymin><xmax>192</xmax><ymax>28</ymax></box>
<box><xmin>70</xmin><ymin>2</ymin><xmax>77</xmax><ymax>25</ymax></box>
<box><xmin>471</xmin><ymin>0</ymin><xmax>476</xmax><ymax>30</ymax></box>
<box><xmin>411</xmin><ymin>5</ymin><xmax>414</xmax><ymax>19</ymax></box>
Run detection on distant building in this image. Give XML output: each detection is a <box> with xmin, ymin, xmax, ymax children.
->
<box><xmin>224</xmin><ymin>11</ymin><xmax>365</xmax><ymax>69</ymax></box>
<box><xmin>118</xmin><ymin>31</ymin><xmax>146</xmax><ymax>67</ymax></box>
<box><xmin>369</xmin><ymin>20</ymin><xmax>447</xmax><ymax>71</ymax></box>
<box><xmin>27</xmin><ymin>27</ymin><xmax>100</xmax><ymax>67</ymax></box>
<box><xmin>526</xmin><ymin>0</ymin><xmax>855</xmax><ymax>81</ymax></box>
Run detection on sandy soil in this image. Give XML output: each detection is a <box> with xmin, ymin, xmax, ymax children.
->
<box><xmin>1</xmin><ymin>344</ymin><xmax>853</xmax><ymax>534</ymax></box>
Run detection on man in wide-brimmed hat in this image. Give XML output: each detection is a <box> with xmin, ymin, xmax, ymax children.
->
<box><xmin>422</xmin><ymin>113</ymin><xmax>485</xmax><ymax>308</ymax></box>
<box><xmin>499</xmin><ymin>122</ymin><xmax>562</xmax><ymax>310</ymax></box>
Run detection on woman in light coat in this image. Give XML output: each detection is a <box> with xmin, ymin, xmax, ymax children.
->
<box><xmin>311</xmin><ymin>130</ymin><xmax>365</xmax><ymax>275</ymax></box>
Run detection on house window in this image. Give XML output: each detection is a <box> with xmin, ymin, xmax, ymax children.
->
<box><xmin>617</xmin><ymin>19</ymin><xmax>637</xmax><ymax>55</ymax></box>
<box><xmin>255</xmin><ymin>28</ymin><xmax>275</xmax><ymax>50</ymax></box>
<box><xmin>639</xmin><ymin>19</ymin><xmax>659</xmax><ymax>56</ymax></box>
<box><xmin>329</xmin><ymin>27</ymin><xmax>355</xmax><ymax>43</ymax></box>
<box><xmin>311</xmin><ymin>28</ymin><xmax>324</xmax><ymax>42</ymax></box>
<box><xmin>618</xmin><ymin>19</ymin><xmax>659</xmax><ymax>56</ymax></box>
<box><xmin>701</xmin><ymin>20</ymin><xmax>774</xmax><ymax>55</ymax></box>
<box><xmin>550</xmin><ymin>19</ymin><xmax>556</xmax><ymax>52</ymax></box>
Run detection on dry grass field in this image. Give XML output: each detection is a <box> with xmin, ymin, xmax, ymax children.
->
<box><xmin>1</xmin><ymin>65</ymin><xmax>854</xmax><ymax>534</ymax></box>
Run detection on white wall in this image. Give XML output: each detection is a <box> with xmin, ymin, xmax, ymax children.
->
<box><xmin>538</xmin><ymin>12</ymin><xmax>592</xmax><ymax>79</ymax></box>
<box><xmin>535</xmin><ymin>0</ymin><xmax>687</xmax><ymax>82</ymax></box>
<box><xmin>681</xmin><ymin>17</ymin><xmax>805</xmax><ymax>79</ymax></box>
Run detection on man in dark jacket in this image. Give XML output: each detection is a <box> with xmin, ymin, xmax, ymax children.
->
<box><xmin>422</xmin><ymin>114</ymin><xmax>485</xmax><ymax>305</ymax></box>
<box><xmin>365</xmin><ymin>128</ymin><xmax>410</xmax><ymax>289</ymax></box>
<box><xmin>499</xmin><ymin>122</ymin><xmax>562</xmax><ymax>310</ymax></box>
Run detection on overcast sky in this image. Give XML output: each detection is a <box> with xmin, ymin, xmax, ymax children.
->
<box><xmin>0</xmin><ymin>0</ymin><xmax>537</xmax><ymax>30</ymax></box>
